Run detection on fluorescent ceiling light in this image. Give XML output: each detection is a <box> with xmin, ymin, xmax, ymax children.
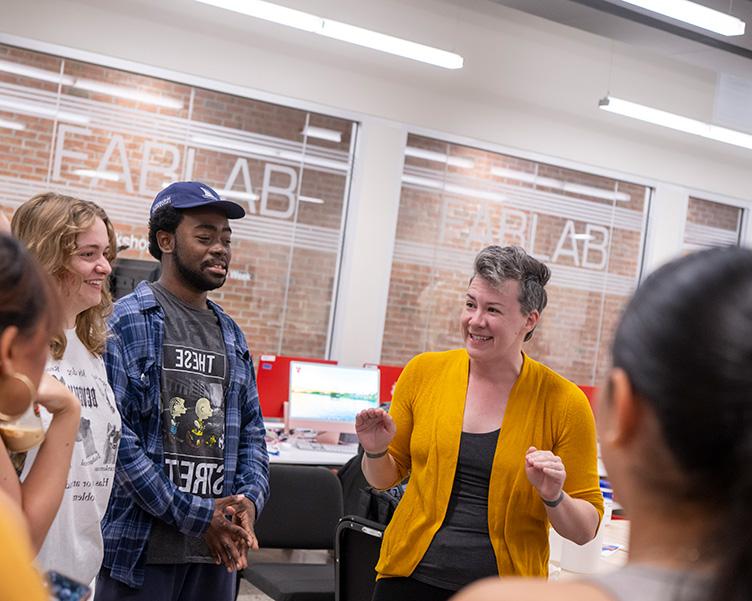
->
<box><xmin>217</xmin><ymin>188</ymin><xmax>259</xmax><ymax>201</ymax></box>
<box><xmin>191</xmin><ymin>134</ymin><xmax>349</xmax><ymax>171</ymax></box>
<box><xmin>491</xmin><ymin>166</ymin><xmax>631</xmax><ymax>202</ymax></box>
<box><xmin>73</xmin><ymin>169</ymin><xmax>121</xmax><ymax>182</ymax></box>
<box><xmin>0</xmin><ymin>97</ymin><xmax>90</xmax><ymax>125</ymax></box>
<box><xmin>599</xmin><ymin>95</ymin><xmax>752</xmax><ymax>151</ymax></box>
<box><xmin>194</xmin><ymin>0</ymin><xmax>464</xmax><ymax>69</ymax></box>
<box><xmin>402</xmin><ymin>174</ymin><xmax>507</xmax><ymax>203</ymax></box>
<box><xmin>0</xmin><ymin>118</ymin><xmax>25</xmax><ymax>131</ymax></box>
<box><xmin>618</xmin><ymin>0</ymin><xmax>745</xmax><ymax>36</ymax></box>
<box><xmin>0</xmin><ymin>61</ymin><xmax>183</xmax><ymax>109</ymax></box>
<box><xmin>72</xmin><ymin>79</ymin><xmax>184</xmax><ymax>110</ymax></box>
<box><xmin>301</xmin><ymin>126</ymin><xmax>342</xmax><ymax>143</ymax></box>
<box><xmin>404</xmin><ymin>146</ymin><xmax>475</xmax><ymax>169</ymax></box>
<box><xmin>0</xmin><ymin>59</ymin><xmax>74</xmax><ymax>85</ymax></box>
<box><xmin>299</xmin><ymin>195</ymin><xmax>324</xmax><ymax>204</ymax></box>
<box><xmin>217</xmin><ymin>188</ymin><xmax>322</xmax><ymax>204</ymax></box>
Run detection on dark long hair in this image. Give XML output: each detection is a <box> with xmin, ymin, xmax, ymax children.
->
<box><xmin>612</xmin><ymin>246</ymin><xmax>752</xmax><ymax>601</ymax></box>
<box><xmin>0</xmin><ymin>234</ymin><xmax>61</xmax><ymax>338</ymax></box>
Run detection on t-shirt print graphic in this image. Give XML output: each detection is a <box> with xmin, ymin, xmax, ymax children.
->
<box><xmin>161</xmin><ymin>344</ymin><xmax>227</xmax><ymax>499</ymax></box>
<box><xmin>57</xmin><ymin>373</ymin><xmax>122</xmax><ymax>468</ymax></box>
<box><xmin>77</xmin><ymin>416</ymin><xmax>100</xmax><ymax>465</ymax></box>
<box><xmin>103</xmin><ymin>422</ymin><xmax>121</xmax><ymax>465</ymax></box>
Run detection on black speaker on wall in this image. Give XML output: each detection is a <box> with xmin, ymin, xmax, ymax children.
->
<box><xmin>109</xmin><ymin>258</ymin><xmax>161</xmax><ymax>300</ymax></box>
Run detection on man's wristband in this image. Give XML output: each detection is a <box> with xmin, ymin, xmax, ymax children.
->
<box><xmin>541</xmin><ymin>491</ymin><xmax>565</xmax><ymax>508</ymax></box>
<box><xmin>364</xmin><ymin>449</ymin><xmax>389</xmax><ymax>459</ymax></box>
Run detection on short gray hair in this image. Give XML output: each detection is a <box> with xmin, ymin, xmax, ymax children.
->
<box><xmin>472</xmin><ymin>245</ymin><xmax>551</xmax><ymax>341</ymax></box>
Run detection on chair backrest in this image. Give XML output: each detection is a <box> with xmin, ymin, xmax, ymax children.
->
<box><xmin>335</xmin><ymin>515</ymin><xmax>385</xmax><ymax>601</ymax></box>
<box><xmin>255</xmin><ymin>464</ymin><xmax>344</xmax><ymax>549</ymax></box>
<box><xmin>337</xmin><ymin>451</ymin><xmax>405</xmax><ymax>525</ymax></box>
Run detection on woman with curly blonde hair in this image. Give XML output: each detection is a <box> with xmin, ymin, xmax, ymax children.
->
<box><xmin>12</xmin><ymin>192</ymin><xmax>122</xmax><ymax>588</ymax></box>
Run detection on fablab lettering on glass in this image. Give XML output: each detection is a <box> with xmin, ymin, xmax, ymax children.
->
<box><xmin>441</xmin><ymin>204</ymin><xmax>610</xmax><ymax>271</ymax></box>
<box><xmin>51</xmin><ymin>124</ymin><xmax>303</xmax><ymax>220</ymax></box>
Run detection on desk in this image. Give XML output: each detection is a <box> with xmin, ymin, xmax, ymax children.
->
<box><xmin>268</xmin><ymin>444</ymin><xmax>358</xmax><ymax>466</ymax></box>
<box><xmin>552</xmin><ymin>519</ymin><xmax>629</xmax><ymax>580</ymax></box>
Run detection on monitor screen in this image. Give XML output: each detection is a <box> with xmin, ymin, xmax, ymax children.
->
<box><xmin>288</xmin><ymin>362</ymin><xmax>380</xmax><ymax>434</ymax></box>
<box><xmin>257</xmin><ymin>355</ymin><xmax>337</xmax><ymax>418</ymax></box>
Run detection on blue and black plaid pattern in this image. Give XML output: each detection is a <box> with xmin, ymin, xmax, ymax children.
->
<box><xmin>101</xmin><ymin>282</ymin><xmax>269</xmax><ymax>588</ymax></box>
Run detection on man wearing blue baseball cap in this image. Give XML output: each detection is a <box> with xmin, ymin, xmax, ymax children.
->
<box><xmin>97</xmin><ymin>182</ymin><xmax>269</xmax><ymax>601</ymax></box>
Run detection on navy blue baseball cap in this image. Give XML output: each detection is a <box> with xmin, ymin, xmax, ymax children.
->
<box><xmin>150</xmin><ymin>181</ymin><xmax>245</xmax><ymax>219</ymax></box>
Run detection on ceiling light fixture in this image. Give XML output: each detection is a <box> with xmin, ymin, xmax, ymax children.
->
<box><xmin>299</xmin><ymin>195</ymin><xmax>325</xmax><ymax>204</ymax></box>
<box><xmin>0</xmin><ymin>97</ymin><xmax>90</xmax><ymax>125</ymax></box>
<box><xmin>491</xmin><ymin>166</ymin><xmax>631</xmax><ymax>202</ymax></box>
<box><xmin>194</xmin><ymin>0</ymin><xmax>464</xmax><ymax>69</ymax></box>
<box><xmin>301</xmin><ymin>126</ymin><xmax>342</xmax><ymax>143</ymax></box>
<box><xmin>404</xmin><ymin>146</ymin><xmax>475</xmax><ymax>169</ymax></box>
<box><xmin>0</xmin><ymin>117</ymin><xmax>25</xmax><ymax>131</ymax></box>
<box><xmin>0</xmin><ymin>61</ymin><xmax>183</xmax><ymax>109</ymax></box>
<box><xmin>72</xmin><ymin>79</ymin><xmax>184</xmax><ymax>110</ymax></box>
<box><xmin>217</xmin><ymin>188</ymin><xmax>259</xmax><ymax>201</ymax></box>
<box><xmin>599</xmin><ymin>95</ymin><xmax>752</xmax><ymax>151</ymax></box>
<box><xmin>618</xmin><ymin>0</ymin><xmax>745</xmax><ymax>36</ymax></box>
<box><xmin>73</xmin><ymin>169</ymin><xmax>121</xmax><ymax>182</ymax></box>
<box><xmin>0</xmin><ymin>59</ymin><xmax>75</xmax><ymax>85</ymax></box>
<box><xmin>402</xmin><ymin>174</ymin><xmax>507</xmax><ymax>203</ymax></box>
<box><xmin>191</xmin><ymin>134</ymin><xmax>350</xmax><ymax>171</ymax></box>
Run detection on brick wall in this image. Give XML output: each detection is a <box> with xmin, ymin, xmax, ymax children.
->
<box><xmin>687</xmin><ymin>197</ymin><xmax>741</xmax><ymax>230</ymax></box>
<box><xmin>0</xmin><ymin>43</ymin><xmax>353</xmax><ymax>361</ymax></box>
<box><xmin>2</xmin><ymin>44</ymin><xmax>743</xmax><ymax>380</ymax></box>
<box><xmin>383</xmin><ymin>134</ymin><xmax>648</xmax><ymax>385</ymax></box>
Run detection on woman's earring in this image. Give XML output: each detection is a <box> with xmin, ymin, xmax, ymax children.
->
<box><xmin>0</xmin><ymin>371</ymin><xmax>37</xmax><ymax>421</ymax></box>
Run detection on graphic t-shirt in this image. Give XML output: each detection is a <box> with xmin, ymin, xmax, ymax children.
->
<box><xmin>146</xmin><ymin>282</ymin><xmax>228</xmax><ymax>564</ymax></box>
<box><xmin>21</xmin><ymin>329</ymin><xmax>121</xmax><ymax>584</ymax></box>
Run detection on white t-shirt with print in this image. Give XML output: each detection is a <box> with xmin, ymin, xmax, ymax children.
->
<box><xmin>21</xmin><ymin>329</ymin><xmax>121</xmax><ymax>584</ymax></box>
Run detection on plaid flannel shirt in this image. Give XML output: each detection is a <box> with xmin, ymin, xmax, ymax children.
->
<box><xmin>101</xmin><ymin>281</ymin><xmax>269</xmax><ymax>588</ymax></box>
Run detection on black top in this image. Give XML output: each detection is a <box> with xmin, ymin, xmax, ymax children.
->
<box><xmin>411</xmin><ymin>429</ymin><xmax>500</xmax><ymax>590</ymax></box>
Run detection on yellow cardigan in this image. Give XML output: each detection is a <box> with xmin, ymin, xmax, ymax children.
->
<box><xmin>0</xmin><ymin>490</ymin><xmax>48</xmax><ymax>601</ymax></box>
<box><xmin>376</xmin><ymin>349</ymin><xmax>603</xmax><ymax>579</ymax></box>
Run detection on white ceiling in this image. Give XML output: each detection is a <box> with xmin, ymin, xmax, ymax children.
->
<box><xmin>4</xmin><ymin>0</ymin><xmax>752</xmax><ymax>197</ymax></box>
<box><xmin>484</xmin><ymin>0</ymin><xmax>752</xmax><ymax>78</ymax></box>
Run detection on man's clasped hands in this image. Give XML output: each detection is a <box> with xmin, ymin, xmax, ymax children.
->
<box><xmin>204</xmin><ymin>495</ymin><xmax>258</xmax><ymax>572</ymax></box>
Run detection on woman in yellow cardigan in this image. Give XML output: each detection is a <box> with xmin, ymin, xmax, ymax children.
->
<box><xmin>356</xmin><ymin>245</ymin><xmax>603</xmax><ymax>601</ymax></box>
<box><xmin>453</xmin><ymin>246</ymin><xmax>752</xmax><ymax>601</ymax></box>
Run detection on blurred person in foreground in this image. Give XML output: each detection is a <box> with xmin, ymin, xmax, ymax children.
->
<box><xmin>96</xmin><ymin>182</ymin><xmax>269</xmax><ymax>601</ymax></box>
<box><xmin>454</xmin><ymin>245</ymin><xmax>752</xmax><ymax>601</ymax></box>
<box><xmin>0</xmin><ymin>233</ymin><xmax>75</xmax><ymax>601</ymax></box>
<box><xmin>357</xmin><ymin>245</ymin><xmax>603</xmax><ymax>601</ymax></box>
<box><xmin>12</xmin><ymin>192</ymin><xmax>121</xmax><ymax>587</ymax></box>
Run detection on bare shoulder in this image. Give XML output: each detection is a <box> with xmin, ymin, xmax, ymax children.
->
<box><xmin>452</xmin><ymin>578</ymin><xmax>614</xmax><ymax>601</ymax></box>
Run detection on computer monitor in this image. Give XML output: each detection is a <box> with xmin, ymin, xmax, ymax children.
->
<box><xmin>363</xmin><ymin>363</ymin><xmax>404</xmax><ymax>405</ymax></box>
<box><xmin>287</xmin><ymin>362</ymin><xmax>380</xmax><ymax>434</ymax></box>
<box><xmin>257</xmin><ymin>355</ymin><xmax>337</xmax><ymax>418</ymax></box>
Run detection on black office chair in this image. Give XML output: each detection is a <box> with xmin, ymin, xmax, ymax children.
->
<box><xmin>335</xmin><ymin>515</ymin><xmax>385</xmax><ymax>601</ymax></box>
<box><xmin>244</xmin><ymin>464</ymin><xmax>344</xmax><ymax>601</ymax></box>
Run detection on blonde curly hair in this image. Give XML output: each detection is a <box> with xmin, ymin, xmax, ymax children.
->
<box><xmin>12</xmin><ymin>192</ymin><xmax>116</xmax><ymax>359</ymax></box>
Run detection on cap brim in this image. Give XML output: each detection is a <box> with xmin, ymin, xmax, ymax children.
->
<box><xmin>213</xmin><ymin>200</ymin><xmax>246</xmax><ymax>219</ymax></box>
<box><xmin>176</xmin><ymin>198</ymin><xmax>246</xmax><ymax>219</ymax></box>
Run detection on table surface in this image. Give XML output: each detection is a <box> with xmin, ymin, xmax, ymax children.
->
<box><xmin>267</xmin><ymin>441</ymin><xmax>358</xmax><ymax>465</ymax></box>
<box><xmin>554</xmin><ymin>519</ymin><xmax>630</xmax><ymax>580</ymax></box>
